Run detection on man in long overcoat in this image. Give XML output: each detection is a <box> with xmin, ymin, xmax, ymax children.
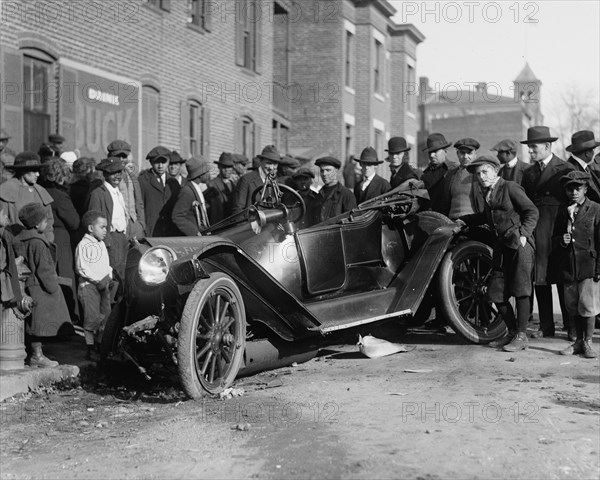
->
<box><xmin>421</xmin><ymin>133</ymin><xmax>450</xmax><ymax>213</ymax></box>
<box><xmin>354</xmin><ymin>147</ymin><xmax>391</xmax><ymax>204</ymax></box>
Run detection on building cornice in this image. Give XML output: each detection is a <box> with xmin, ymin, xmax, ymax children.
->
<box><xmin>388</xmin><ymin>23</ymin><xmax>426</xmax><ymax>44</ymax></box>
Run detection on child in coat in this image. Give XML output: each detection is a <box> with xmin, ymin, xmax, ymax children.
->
<box><xmin>75</xmin><ymin>210</ymin><xmax>113</xmax><ymax>359</ymax></box>
<box><xmin>555</xmin><ymin>171</ymin><xmax>600</xmax><ymax>358</ymax></box>
<box><xmin>16</xmin><ymin>203</ymin><xmax>71</xmax><ymax>367</ymax></box>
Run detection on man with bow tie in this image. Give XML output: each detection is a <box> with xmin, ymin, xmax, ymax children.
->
<box><xmin>457</xmin><ymin>155</ymin><xmax>539</xmax><ymax>352</ymax></box>
<box><xmin>520</xmin><ymin>126</ymin><xmax>573</xmax><ymax>338</ymax></box>
<box><xmin>565</xmin><ymin>130</ymin><xmax>600</xmax><ymax>203</ymax></box>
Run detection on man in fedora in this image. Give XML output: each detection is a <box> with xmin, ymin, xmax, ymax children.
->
<box><xmin>565</xmin><ymin>130</ymin><xmax>600</xmax><ymax>203</ymax></box>
<box><xmin>208</xmin><ymin>152</ymin><xmax>236</xmax><ymax>222</ymax></box>
<box><xmin>354</xmin><ymin>147</ymin><xmax>391</xmax><ymax>204</ymax></box>
<box><xmin>421</xmin><ymin>133</ymin><xmax>451</xmax><ymax>213</ymax></box>
<box><xmin>456</xmin><ymin>154</ymin><xmax>538</xmax><ymax>352</ymax></box>
<box><xmin>87</xmin><ymin>157</ymin><xmax>130</xmax><ymax>278</ymax></box>
<box><xmin>138</xmin><ymin>146</ymin><xmax>177</xmax><ymax>236</ymax></box>
<box><xmin>172</xmin><ymin>157</ymin><xmax>214</xmax><ymax>235</ymax></box>
<box><xmin>0</xmin><ymin>152</ymin><xmax>54</xmax><ymax>242</ymax></box>
<box><xmin>521</xmin><ymin>126</ymin><xmax>573</xmax><ymax>338</ymax></box>
<box><xmin>441</xmin><ymin>138</ymin><xmax>481</xmax><ymax>220</ymax></box>
<box><xmin>107</xmin><ymin>139</ymin><xmax>145</xmax><ymax>240</ymax></box>
<box><xmin>309</xmin><ymin>156</ymin><xmax>356</xmax><ymax>224</ymax></box>
<box><xmin>232</xmin><ymin>145</ymin><xmax>281</xmax><ymax>214</ymax></box>
<box><xmin>386</xmin><ymin>137</ymin><xmax>419</xmax><ymax>189</ymax></box>
<box><xmin>491</xmin><ymin>139</ymin><xmax>529</xmax><ymax>184</ymax></box>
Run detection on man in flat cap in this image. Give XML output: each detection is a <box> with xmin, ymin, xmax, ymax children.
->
<box><xmin>565</xmin><ymin>130</ymin><xmax>600</xmax><ymax>203</ymax></box>
<box><xmin>421</xmin><ymin>133</ymin><xmax>451</xmax><ymax>213</ymax></box>
<box><xmin>520</xmin><ymin>126</ymin><xmax>573</xmax><ymax>338</ymax></box>
<box><xmin>232</xmin><ymin>145</ymin><xmax>281</xmax><ymax>215</ymax></box>
<box><xmin>457</xmin><ymin>155</ymin><xmax>538</xmax><ymax>352</ymax></box>
<box><xmin>208</xmin><ymin>153</ymin><xmax>236</xmax><ymax>223</ymax></box>
<box><xmin>492</xmin><ymin>139</ymin><xmax>528</xmax><ymax>184</ymax></box>
<box><xmin>48</xmin><ymin>134</ymin><xmax>65</xmax><ymax>157</ymax></box>
<box><xmin>138</xmin><ymin>146</ymin><xmax>177</xmax><ymax>236</ymax></box>
<box><xmin>354</xmin><ymin>147</ymin><xmax>391</xmax><ymax>204</ymax></box>
<box><xmin>554</xmin><ymin>171</ymin><xmax>600</xmax><ymax>359</ymax></box>
<box><xmin>87</xmin><ymin>157</ymin><xmax>130</xmax><ymax>278</ymax></box>
<box><xmin>107</xmin><ymin>140</ymin><xmax>145</xmax><ymax>240</ymax></box>
<box><xmin>231</xmin><ymin>153</ymin><xmax>249</xmax><ymax>185</ymax></box>
<box><xmin>385</xmin><ymin>137</ymin><xmax>419</xmax><ymax>189</ymax></box>
<box><xmin>440</xmin><ymin>138</ymin><xmax>480</xmax><ymax>220</ymax></box>
<box><xmin>309</xmin><ymin>156</ymin><xmax>357</xmax><ymax>224</ymax></box>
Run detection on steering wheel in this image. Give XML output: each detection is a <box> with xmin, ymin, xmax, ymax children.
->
<box><xmin>250</xmin><ymin>183</ymin><xmax>306</xmax><ymax>224</ymax></box>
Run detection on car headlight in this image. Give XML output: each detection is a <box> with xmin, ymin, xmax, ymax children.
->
<box><xmin>138</xmin><ymin>247</ymin><xmax>177</xmax><ymax>286</ymax></box>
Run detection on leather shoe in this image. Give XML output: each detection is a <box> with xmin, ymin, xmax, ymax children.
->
<box><xmin>489</xmin><ymin>331</ymin><xmax>514</xmax><ymax>348</ymax></box>
<box><xmin>567</xmin><ymin>328</ymin><xmax>577</xmax><ymax>342</ymax></box>
<box><xmin>559</xmin><ymin>340</ymin><xmax>584</xmax><ymax>355</ymax></box>
<box><xmin>529</xmin><ymin>329</ymin><xmax>554</xmax><ymax>339</ymax></box>
<box><xmin>503</xmin><ymin>332</ymin><xmax>529</xmax><ymax>352</ymax></box>
<box><xmin>29</xmin><ymin>354</ymin><xmax>59</xmax><ymax>368</ymax></box>
<box><xmin>582</xmin><ymin>340</ymin><xmax>598</xmax><ymax>359</ymax></box>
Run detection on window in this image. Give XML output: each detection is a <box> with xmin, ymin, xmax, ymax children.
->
<box><xmin>345</xmin><ymin>124</ymin><xmax>353</xmax><ymax>164</ymax></box>
<box><xmin>23</xmin><ymin>55</ymin><xmax>53</xmax><ymax>151</ymax></box>
<box><xmin>147</xmin><ymin>0</ymin><xmax>170</xmax><ymax>11</ymax></box>
<box><xmin>407</xmin><ymin>64</ymin><xmax>416</xmax><ymax>112</ymax></box>
<box><xmin>236</xmin><ymin>0</ymin><xmax>262</xmax><ymax>73</ymax></box>
<box><xmin>142</xmin><ymin>86</ymin><xmax>159</xmax><ymax>159</ymax></box>
<box><xmin>241</xmin><ymin>117</ymin><xmax>255</xmax><ymax>159</ymax></box>
<box><xmin>374</xmin><ymin>129</ymin><xmax>383</xmax><ymax>160</ymax></box>
<box><xmin>345</xmin><ymin>30</ymin><xmax>354</xmax><ymax>89</ymax></box>
<box><xmin>180</xmin><ymin>99</ymin><xmax>210</xmax><ymax>160</ymax></box>
<box><xmin>190</xmin><ymin>0</ymin><xmax>211</xmax><ymax>29</ymax></box>
<box><xmin>272</xmin><ymin>120</ymin><xmax>289</xmax><ymax>153</ymax></box>
<box><xmin>374</xmin><ymin>40</ymin><xmax>383</xmax><ymax>94</ymax></box>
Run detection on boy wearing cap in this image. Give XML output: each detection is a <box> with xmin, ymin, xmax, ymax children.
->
<box><xmin>492</xmin><ymin>139</ymin><xmax>528</xmax><ymax>184</ymax></box>
<box><xmin>310</xmin><ymin>156</ymin><xmax>357</xmax><ymax>223</ymax></box>
<box><xmin>554</xmin><ymin>171</ymin><xmax>600</xmax><ymax>358</ymax></box>
<box><xmin>138</xmin><ymin>146</ymin><xmax>177</xmax><ymax>236</ymax></box>
<box><xmin>354</xmin><ymin>147</ymin><xmax>391</xmax><ymax>204</ymax></box>
<box><xmin>386</xmin><ymin>137</ymin><xmax>419</xmax><ymax>189</ymax></box>
<box><xmin>421</xmin><ymin>133</ymin><xmax>451</xmax><ymax>213</ymax></box>
<box><xmin>440</xmin><ymin>138</ymin><xmax>480</xmax><ymax>220</ymax></box>
<box><xmin>457</xmin><ymin>155</ymin><xmax>539</xmax><ymax>352</ymax></box>
<box><xmin>16</xmin><ymin>203</ymin><xmax>71</xmax><ymax>367</ymax></box>
<box><xmin>521</xmin><ymin>126</ymin><xmax>573</xmax><ymax>338</ymax></box>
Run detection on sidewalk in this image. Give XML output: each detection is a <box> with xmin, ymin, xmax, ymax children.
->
<box><xmin>0</xmin><ymin>329</ymin><xmax>94</xmax><ymax>401</ymax></box>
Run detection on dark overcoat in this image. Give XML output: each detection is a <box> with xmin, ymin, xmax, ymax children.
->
<box><xmin>172</xmin><ymin>182</ymin><xmax>211</xmax><ymax>236</ymax></box>
<box><xmin>500</xmin><ymin>160</ymin><xmax>529</xmax><ymax>184</ymax></box>
<box><xmin>421</xmin><ymin>163</ymin><xmax>448</xmax><ymax>214</ymax></box>
<box><xmin>354</xmin><ymin>174</ymin><xmax>391</xmax><ymax>204</ymax></box>
<box><xmin>521</xmin><ymin>154</ymin><xmax>573</xmax><ymax>284</ymax></box>
<box><xmin>233</xmin><ymin>170</ymin><xmax>263</xmax><ymax>214</ymax></box>
<box><xmin>309</xmin><ymin>183</ymin><xmax>357</xmax><ymax>224</ymax></box>
<box><xmin>552</xmin><ymin>199</ymin><xmax>600</xmax><ymax>282</ymax></box>
<box><xmin>16</xmin><ymin>229</ymin><xmax>71</xmax><ymax>336</ymax></box>
<box><xmin>208</xmin><ymin>176</ymin><xmax>234</xmax><ymax>222</ymax></box>
<box><xmin>390</xmin><ymin>163</ymin><xmax>420</xmax><ymax>189</ymax></box>
<box><xmin>566</xmin><ymin>156</ymin><xmax>600</xmax><ymax>203</ymax></box>
<box><xmin>138</xmin><ymin>169</ymin><xmax>177</xmax><ymax>236</ymax></box>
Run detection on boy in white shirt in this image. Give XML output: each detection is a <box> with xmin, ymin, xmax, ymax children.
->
<box><xmin>75</xmin><ymin>210</ymin><xmax>113</xmax><ymax>359</ymax></box>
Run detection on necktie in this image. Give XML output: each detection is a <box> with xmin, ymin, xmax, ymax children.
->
<box><xmin>538</xmin><ymin>161</ymin><xmax>545</xmax><ymax>172</ymax></box>
<box><xmin>158</xmin><ymin>175</ymin><xmax>164</xmax><ymax>187</ymax></box>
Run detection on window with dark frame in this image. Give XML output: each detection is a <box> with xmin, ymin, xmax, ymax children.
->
<box><xmin>241</xmin><ymin>116</ymin><xmax>255</xmax><ymax>159</ymax></box>
<box><xmin>374</xmin><ymin>39</ymin><xmax>383</xmax><ymax>94</ymax></box>
<box><xmin>23</xmin><ymin>55</ymin><xmax>52</xmax><ymax>152</ymax></box>
<box><xmin>147</xmin><ymin>0</ymin><xmax>171</xmax><ymax>12</ymax></box>
<box><xmin>189</xmin><ymin>101</ymin><xmax>204</xmax><ymax>157</ymax></box>
<box><xmin>236</xmin><ymin>0</ymin><xmax>261</xmax><ymax>73</ymax></box>
<box><xmin>345</xmin><ymin>30</ymin><xmax>354</xmax><ymax>89</ymax></box>
<box><xmin>191</xmin><ymin>0</ymin><xmax>206</xmax><ymax>28</ymax></box>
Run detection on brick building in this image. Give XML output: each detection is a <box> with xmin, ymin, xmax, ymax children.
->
<box><xmin>282</xmin><ymin>0</ymin><xmax>425</xmax><ymax>178</ymax></box>
<box><xmin>416</xmin><ymin>63</ymin><xmax>543</xmax><ymax>167</ymax></box>
<box><xmin>0</xmin><ymin>0</ymin><xmax>423</xmax><ymax>178</ymax></box>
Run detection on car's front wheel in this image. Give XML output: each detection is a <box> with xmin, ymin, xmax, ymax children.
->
<box><xmin>437</xmin><ymin>241</ymin><xmax>507</xmax><ymax>344</ymax></box>
<box><xmin>178</xmin><ymin>273</ymin><xmax>246</xmax><ymax>399</ymax></box>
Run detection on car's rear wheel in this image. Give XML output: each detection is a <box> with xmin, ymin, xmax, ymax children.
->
<box><xmin>178</xmin><ymin>273</ymin><xmax>246</xmax><ymax>399</ymax></box>
<box><xmin>437</xmin><ymin>241</ymin><xmax>507</xmax><ymax>344</ymax></box>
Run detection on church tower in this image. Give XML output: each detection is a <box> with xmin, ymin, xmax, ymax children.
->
<box><xmin>513</xmin><ymin>63</ymin><xmax>543</xmax><ymax>124</ymax></box>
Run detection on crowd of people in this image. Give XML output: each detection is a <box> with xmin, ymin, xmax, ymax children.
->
<box><xmin>0</xmin><ymin>124</ymin><xmax>599</xmax><ymax>367</ymax></box>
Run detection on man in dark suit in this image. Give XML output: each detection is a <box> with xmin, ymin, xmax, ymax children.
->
<box><xmin>172</xmin><ymin>157</ymin><xmax>213</xmax><ymax>236</ymax></box>
<box><xmin>87</xmin><ymin>157</ymin><xmax>129</xmax><ymax>278</ymax></box>
<box><xmin>385</xmin><ymin>137</ymin><xmax>419</xmax><ymax>189</ymax></box>
<box><xmin>138</xmin><ymin>146</ymin><xmax>177</xmax><ymax>236</ymax></box>
<box><xmin>208</xmin><ymin>153</ymin><xmax>236</xmax><ymax>223</ymax></box>
<box><xmin>421</xmin><ymin>133</ymin><xmax>450</xmax><ymax>213</ymax></box>
<box><xmin>440</xmin><ymin>138</ymin><xmax>480</xmax><ymax>220</ymax></box>
<box><xmin>458</xmin><ymin>155</ymin><xmax>539</xmax><ymax>352</ymax></box>
<box><xmin>564</xmin><ymin>130</ymin><xmax>600</xmax><ymax>203</ymax></box>
<box><xmin>309</xmin><ymin>156</ymin><xmax>357</xmax><ymax>224</ymax></box>
<box><xmin>354</xmin><ymin>147</ymin><xmax>391</xmax><ymax>204</ymax></box>
<box><xmin>492</xmin><ymin>139</ymin><xmax>529</xmax><ymax>184</ymax></box>
<box><xmin>520</xmin><ymin>126</ymin><xmax>574</xmax><ymax>338</ymax></box>
<box><xmin>232</xmin><ymin>145</ymin><xmax>281</xmax><ymax>215</ymax></box>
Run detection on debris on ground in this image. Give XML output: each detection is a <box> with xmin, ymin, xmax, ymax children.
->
<box><xmin>403</xmin><ymin>369</ymin><xmax>432</xmax><ymax>373</ymax></box>
<box><xmin>219</xmin><ymin>387</ymin><xmax>245</xmax><ymax>400</ymax></box>
<box><xmin>357</xmin><ymin>334</ymin><xmax>413</xmax><ymax>358</ymax></box>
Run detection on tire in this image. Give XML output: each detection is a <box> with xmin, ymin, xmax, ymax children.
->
<box><xmin>178</xmin><ymin>273</ymin><xmax>246</xmax><ymax>399</ymax></box>
<box><xmin>437</xmin><ymin>241</ymin><xmax>507</xmax><ymax>344</ymax></box>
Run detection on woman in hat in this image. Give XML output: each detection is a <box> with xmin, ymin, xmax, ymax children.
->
<box><xmin>554</xmin><ymin>171</ymin><xmax>600</xmax><ymax>359</ymax></box>
<box><xmin>0</xmin><ymin>152</ymin><xmax>54</xmax><ymax>243</ymax></box>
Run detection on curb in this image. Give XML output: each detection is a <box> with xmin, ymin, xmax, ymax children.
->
<box><xmin>0</xmin><ymin>364</ymin><xmax>80</xmax><ymax>402</ymax></box>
